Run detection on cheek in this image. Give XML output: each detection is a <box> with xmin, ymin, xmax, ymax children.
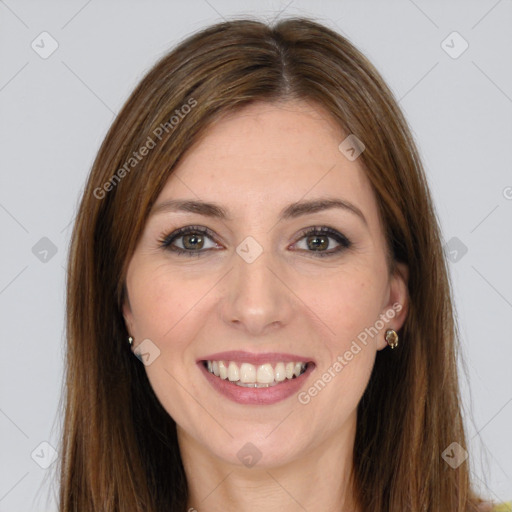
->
<box><xmin>297</xmin><ymin>280</ymin><xmax>380</xmax><ymax>423</ymax></box>
<box><xmin>297</xmin><ymin>267</ymin><xmax>386</xmax><ymax>352</ymax></box>
<box><xmin>127</xmin><ymin>266</ymin><xmax>208</xmax><ymax>419</ymax></box>
<box><xmin>128</xmin><ymin>265</ymin><xmax>203</xmax><ymax>344</ymax></box>
<box><xmin>292</xmin><ymin>268</ymin><xmax>384</xmax><ymax>410</ymax></box>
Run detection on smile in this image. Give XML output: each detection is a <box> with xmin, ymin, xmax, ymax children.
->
<box><xmin>204</xmin><ymin>360</ymin><xmax>309</xmax><ymax>387</ymax></box>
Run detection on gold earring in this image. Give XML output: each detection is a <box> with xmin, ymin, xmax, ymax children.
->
<box><xmin>128</xmin><ymin>336</ymin><xmax>134</xmax><ymax>345</ymax></box>
<box><xmin>385</xmin><ymin>329</ymin><xmax>399</xmax><ymax>349</ymax></box>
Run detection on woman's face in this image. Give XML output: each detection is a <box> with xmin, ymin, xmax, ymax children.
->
<box><xmin>123</xmin><ymin>99</ymin><xmax>408</xmax><ymax>468</ymax></box>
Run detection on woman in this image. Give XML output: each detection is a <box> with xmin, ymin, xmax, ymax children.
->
<box><xmin>58</xmin><ymin>16</ymin><xmax>510</xmax><ymax>512</ymax></box>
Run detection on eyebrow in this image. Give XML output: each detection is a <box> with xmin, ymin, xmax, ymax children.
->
<box><xmin>150</xmin><ymin>197</ymin><xmax>368</xmax><ymax>226</ymax></box>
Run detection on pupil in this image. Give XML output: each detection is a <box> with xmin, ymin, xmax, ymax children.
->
<box><xmin>308</xmin><ymin>235</ymin><xmax>328</xmax><ymax>251</ymax></box>
<box><xmin>184</xmin><ymin>234</ymin><xmax>203</xmax><ymax>250</ymax></box>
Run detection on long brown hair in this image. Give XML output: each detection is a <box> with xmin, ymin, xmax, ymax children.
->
<box><xmin>55</xmin><ymin>16</ymin><xmax>494</xmax><ymax>511</ymax></box>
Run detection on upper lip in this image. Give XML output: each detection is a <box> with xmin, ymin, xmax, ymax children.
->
<box><xmin>198</xmin><ymin>350</ymin><xmax>316</xmax><ymax>366</ymax></box>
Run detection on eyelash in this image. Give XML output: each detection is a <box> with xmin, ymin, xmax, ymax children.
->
<box><xmin>157</xmin><ymin>225</ymin><xmax>352</xmax><ymax>258</ymax></box>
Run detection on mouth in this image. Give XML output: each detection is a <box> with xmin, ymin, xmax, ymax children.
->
<box><xmin>196</xmin><ymin>351</ymin><xmax>316</xmax><ymax>405</ymax></box>
<box><xmin>201</xmin><ymin>359</ymin><xmax>312</xmax><ymax>387</ymax></box>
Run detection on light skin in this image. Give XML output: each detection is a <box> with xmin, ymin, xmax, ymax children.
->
<box><xmin>123</xmin><ymin>99</ymin><xmax>409</xmax><ymax>512</ymax></box>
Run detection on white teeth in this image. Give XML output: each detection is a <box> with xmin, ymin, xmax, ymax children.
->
<box><xmin>274</xmin><ymin>362</ymin><xmax>286</xmax><ymax>382</ymax></box>
<box><xmin>240</xmin><ymin>363</ymin><xmax>256</xmax><ymax>383</ymax></box>
<box><xmin>228</xmin><ymin>361</ymin><xmax>239</xmax><ymax>382</ymax></box>
<box><xmin>205</xmin><ymin>359</ymin><xmax>309</xmax><ymax>385</ymax></box>
<box><xmin>256</xmin><ymin>363</ymin><xmax>274</xmax><ymax>384</ymax></box>
<box><xmin>218</xmin><ymin>361</ymin><xmax>228</xmax><ymax>380</ymax></box>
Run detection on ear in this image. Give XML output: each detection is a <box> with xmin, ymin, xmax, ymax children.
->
<box><xmin>377</xmin><ymin>261</ymin><xmax>409</xmax><ymax>351</ymax></box>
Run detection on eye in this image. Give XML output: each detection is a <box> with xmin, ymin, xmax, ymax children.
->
<box><xmin>158</xmin><ymin>225</ymin><xmax>352</xmax><ymax>258</ymax></box>
<box><xmin>291</xmin><ymin>226</ymin><xmax>352</xmax><ymax>257</ymax></box>
<box><xmin>158</xmin><ymin>225</ymin><xmax>220</xmax><ymax>257</ymax></box>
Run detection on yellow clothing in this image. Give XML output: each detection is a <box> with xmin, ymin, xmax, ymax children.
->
<box><xmin>493</xmin><ymin>502</ymin><xmax>512</xmax><ymax>512</ymax></box>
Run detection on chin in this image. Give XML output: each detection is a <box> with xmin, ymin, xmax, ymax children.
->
<box><xmin>203</xmin><ymin>430</ymin><xmax>306</xmax><ymax>470</ymax></box>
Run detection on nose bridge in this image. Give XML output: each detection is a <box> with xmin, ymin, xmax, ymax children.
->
<box><xmin>220</xmin><ymin>235</ymin><xmax>293</xmax><ymax>334</ymax></box>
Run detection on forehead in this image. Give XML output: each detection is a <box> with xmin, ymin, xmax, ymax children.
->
<box><xmin>159</xmin><ymin>100</ymin><xmax>379</xmax><ymax>225</ymax></box>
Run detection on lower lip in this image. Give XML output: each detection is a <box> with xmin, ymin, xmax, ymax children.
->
<box><xmin>198</xmin><ymin>361</ymin><xmax>315</xmax><ymax>405</ymax></box>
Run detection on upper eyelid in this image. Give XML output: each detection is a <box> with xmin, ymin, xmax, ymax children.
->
<box><xmin>160</xmin><ymin>225</ymin><xmax>350</xmax><ymax>249</ymax></box>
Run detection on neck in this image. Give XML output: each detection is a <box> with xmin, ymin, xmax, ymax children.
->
<box><xmin>178</xmin><ymin>411</ymin><xmax>361</xmax><ymax>512</ymax></box>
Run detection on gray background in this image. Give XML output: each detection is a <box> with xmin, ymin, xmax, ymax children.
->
<box><xmin>1</xmin><ymin>1</ymin><xmax>511</xmax><ymax>510</ymax></box>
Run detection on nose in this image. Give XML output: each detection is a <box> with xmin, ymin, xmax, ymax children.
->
<box><xmin>218</xmin><ymin>241</ymin><xmax>296</xmax><ymax>337</ymax></box>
